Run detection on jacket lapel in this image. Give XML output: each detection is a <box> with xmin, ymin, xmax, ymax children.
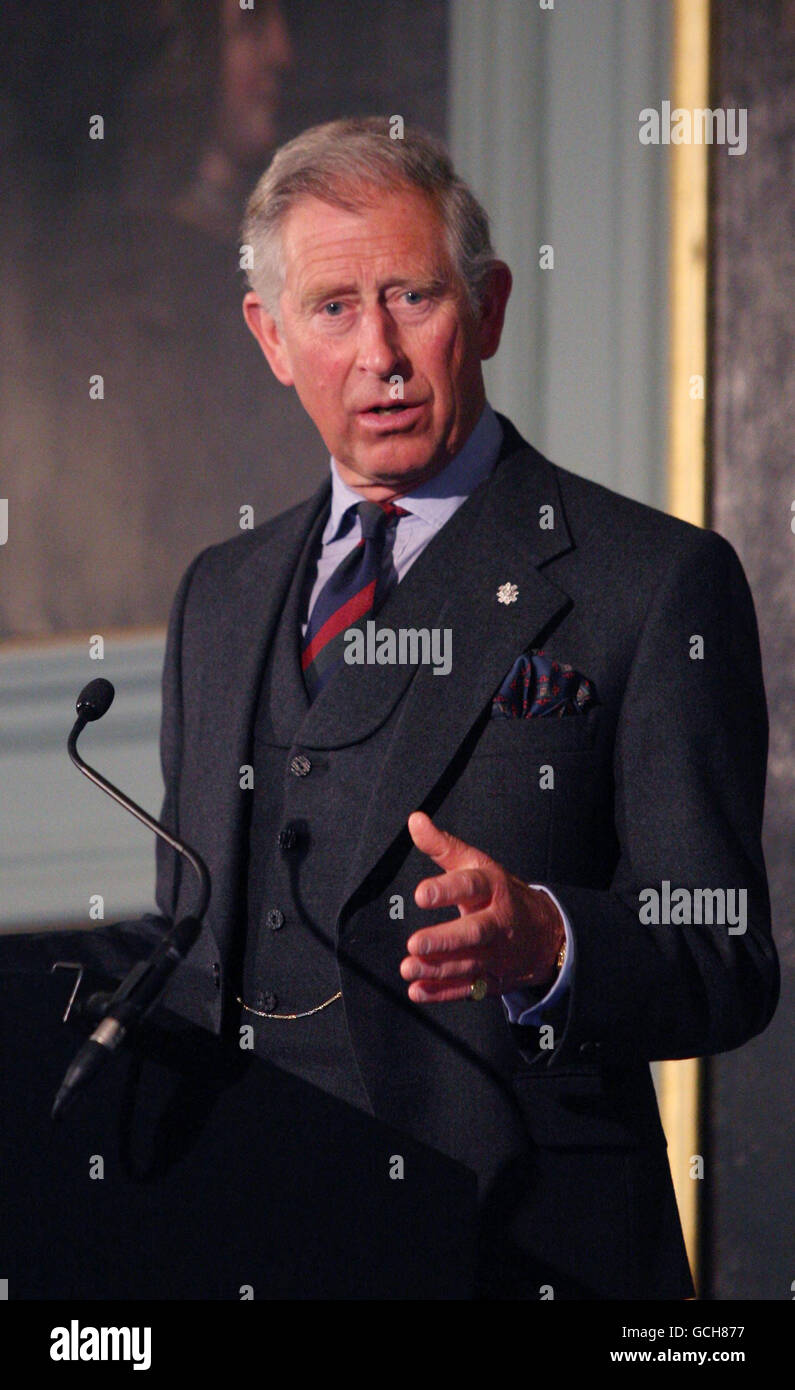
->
<box><xmin>320</xmin><ymin>424</ymin><xmax>576</xmax><ymax>921</ymax></box>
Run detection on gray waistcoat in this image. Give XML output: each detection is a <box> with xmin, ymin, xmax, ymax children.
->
<box><xmin>237</xmin><ymin>480</ymin><xmax>488</xmax><ymax>1114</ymax></box>
<box><xmin>240</xmin><ymin>500</ymin><xmax>372</xmax><ymax>1110</ymax></box>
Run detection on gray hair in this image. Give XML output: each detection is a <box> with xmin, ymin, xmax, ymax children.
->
<box><xmin>241</xmin><ymin>115</ymin><xmax>496</xmax><ymax>319</ymax></box>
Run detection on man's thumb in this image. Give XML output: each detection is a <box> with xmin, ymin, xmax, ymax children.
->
<box><xmin>407</xmin><ymin>811</ymin><xmax>492</xmax><ymax>868</ymax></box>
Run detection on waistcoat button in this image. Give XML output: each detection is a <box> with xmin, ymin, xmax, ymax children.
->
<box><xmin>265</xmin><ymin>908</ymin><xmax>285</xmax><ymax>931</ymax></box>
<box><xmin>277</xmin><ymin>824</ymin><xmax>301</xmax><ymax>851</ymax></box>
<box><xmin>289</xmin><ymin>753</ymin><xmax>312</xmax><ymax>777</ymax></box>
<box><xmin>255</xmin><ymin>991</ymin><xmax>278</xmax><ymax>1014</ymax></box>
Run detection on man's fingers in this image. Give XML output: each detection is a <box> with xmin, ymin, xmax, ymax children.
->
<box><xmin>405</xmin><ymin>815</ymin><xmax>528</xmax><ymax>1007</ymax></box>
<box><xmin>408</xmin><ymin>810</ymin><xmax>495</xmax><ymax>872</ymax></box>
<box><xmin>407</xmin><ymin>978</ymin><xmax>492</xmax><ymax>1004</ymax></box>
<box><xmin>400</xmin><ymin>950</ymin><xmax>487</xmax><ymax>982</ymax></box>
<box><xmin>414</xmin><ymin>866</ymin><xmax>492</xmax><ymax>912</ymax></box>
<box><xmin>405</xmin><ymin>914</ymin><xmax>497</xmax><ymax>959</ymax></box>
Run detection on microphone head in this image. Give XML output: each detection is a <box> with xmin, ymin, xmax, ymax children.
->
<box><xmin>76</xmin><ymin>678</ymin><xmax>115</xmax><ymax>722</ymax></box>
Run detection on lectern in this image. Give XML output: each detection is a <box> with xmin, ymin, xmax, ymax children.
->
<box><xmin>0</xmin><ymin>960</ymin><xmax>476</xmax><ymax>1299</ymax></box>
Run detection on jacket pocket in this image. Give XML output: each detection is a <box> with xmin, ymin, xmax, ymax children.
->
<box><xmin>511</xmin><ymin>1066</ymin><xmax>668</xmax><ymax>1150</ymax></box>
<box><xmin>478</xmin><ymin>705</ymin><xmax>602</xmax><ymax>755</ymax></box>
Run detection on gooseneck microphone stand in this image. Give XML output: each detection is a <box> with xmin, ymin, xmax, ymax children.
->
<box><xmin>52</xmin><ymin>678</ymin><xmax>211</xmax><ymax>1118</ymax></box>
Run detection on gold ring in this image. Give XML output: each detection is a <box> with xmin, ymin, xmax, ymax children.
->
<box><xmin>469</xmin><ymin>977</ymin><xmax>488</xmax><ymax>1001</ymax></box>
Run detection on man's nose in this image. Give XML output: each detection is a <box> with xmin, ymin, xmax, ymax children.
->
<box><xmin>355</xmin><ymin>306</ymin><xmax>403</xmax><ymax>377</ymax></box>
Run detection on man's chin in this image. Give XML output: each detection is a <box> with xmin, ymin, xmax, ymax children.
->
<box><xmin>340</xmin><ymin>446</ymin><xmax>450</xmax><ymax>492</ymax></box>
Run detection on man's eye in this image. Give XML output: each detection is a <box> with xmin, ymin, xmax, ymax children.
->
<box><xmin>403</xmin><ymin>291</ymin><xmax>424</xmax><ymax>305</ymax></box>
<box><xmin>322</xmin><ymin>301</ymin><xmax>344</xmax><ymax>316</ymax></box>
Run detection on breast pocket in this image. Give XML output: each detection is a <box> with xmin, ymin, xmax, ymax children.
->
<box><xmin>473</xmin><ymin>706</ymin><xmax>602</xmax><ymax>758</ymax></box>
<box><xmin>432</xmin><ymin>712</ymin><xmax>602</xmax><ymax>882</ymax></box>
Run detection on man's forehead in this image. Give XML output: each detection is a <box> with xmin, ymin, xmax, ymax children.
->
<box><xmin>280</xmin><ymin>189</ymin><xmax>454</xmax><ymax>288</ymax></box>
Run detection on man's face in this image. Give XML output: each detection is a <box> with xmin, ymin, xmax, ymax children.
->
<box><xmin>244</xmin><ymin>187</ymin><xmax>511</xmax><ymax>498</ymax></box>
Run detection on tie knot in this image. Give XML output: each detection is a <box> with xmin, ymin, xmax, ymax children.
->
<box><xmin>355</xmin><ymin>497</ymin><xmax>409</xmax><ymax>539</ymax></box>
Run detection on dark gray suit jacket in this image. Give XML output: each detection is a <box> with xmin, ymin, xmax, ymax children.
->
<box><xmin>16</xmin><ymin>415</ymin><xmax>780</xmax><ymax>1297</ymax></box>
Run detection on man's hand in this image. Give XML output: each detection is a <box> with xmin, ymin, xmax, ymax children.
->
<box><xmin>400</xmin><ymin>811</ymin><xmax>565</xmax><ymax>1003</ymax></box>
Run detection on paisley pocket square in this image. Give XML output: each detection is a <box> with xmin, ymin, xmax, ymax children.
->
<box><xmin>491</xmin><ymin>649</ymin><xmax>596</xmax><ymax>718</ymax></box>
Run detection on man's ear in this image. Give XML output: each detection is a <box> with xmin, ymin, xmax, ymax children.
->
<box><xmin>477</xmin><ymin>261</ymin><xmax>513</xmax><ymax>361</ymax></box>
<box><xmin>242</xmin><ymin>291</ymin><xmax>294</xmax><ymax>386</ymax></box>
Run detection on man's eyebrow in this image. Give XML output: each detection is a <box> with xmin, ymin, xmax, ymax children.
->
<box><xmin>300</xmin><ymin>283</ymin><xmax>358</xmax><ymax>309</ymax></box>
<box><xmin>387</xmin><ymin>274</ymin><xmax>451</xmax><ymax>294</ymax></box>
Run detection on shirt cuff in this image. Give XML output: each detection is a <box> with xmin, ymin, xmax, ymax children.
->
<box><xmin>501</xmin><ymin>885</ymin><xmax>573</xmax><ymax>1026</ymax></box>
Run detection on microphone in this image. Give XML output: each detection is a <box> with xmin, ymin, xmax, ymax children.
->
<box><xmin>76</xmin><ymin>676</ymin><xmax>115</xmax><ymax>722</ymax></box>
<box><xmin>67</xmin><ymin>680</ymin><xmax>210</xmax><ymax>920</ymax></box>
<box><xmin>52</xmin><ymin>680</ymin><xmax>212</xmax><ymax>1118</ymax></box>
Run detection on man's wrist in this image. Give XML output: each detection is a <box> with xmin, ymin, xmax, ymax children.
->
<box><xmin>501</xmin><ymin>887</ymin><xmax>573</xmax><ymax>1027</ymax></box>
<box><xmin>518</xmin><ymin>886</ymin><xmax>567</xmax><ymax>990</ymax></box>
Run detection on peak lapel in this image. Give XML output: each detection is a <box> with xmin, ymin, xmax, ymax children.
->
<box><xmin>335</xmin><ymin>430</ymin><xmax>575</xmax><ymax>920</ymax></box>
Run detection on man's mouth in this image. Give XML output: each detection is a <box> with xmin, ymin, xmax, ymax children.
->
<box><xmin>360</xmin><ymin>401</ymin><xmax>425</xmax><ymax>415</ymax></box>
<box><xmin>356</xmin><ymin>401</ymin><xmax>426</xmax><ymax>430</ymax></box>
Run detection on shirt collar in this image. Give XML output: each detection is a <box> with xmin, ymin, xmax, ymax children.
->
<box><xmin>324</xmin><ymin>401</ymin><xmax>503</xmax><ymax>542</ymax></box>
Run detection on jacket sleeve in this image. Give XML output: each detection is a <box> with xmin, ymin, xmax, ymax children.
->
<box><xmin>528</xmin><ymin>527</ymin><xmax>778</xmax><ymax>1068</ymax></box>
<box><xmin>152</xmin><ymin>547</ymin><xmax>208</xmax><ymax>923</ymax></box>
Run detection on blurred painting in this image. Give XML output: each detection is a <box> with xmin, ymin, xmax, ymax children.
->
<box><xmin>0</xmin><ymin>0</ymin><xmax>447</xmax><ymax>634</ymax></box>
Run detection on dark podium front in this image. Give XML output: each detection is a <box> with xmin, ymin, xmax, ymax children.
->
<box><xmin>0</xmin><ymin>964</ymin><xmax>476</xmax><ymax>1300</ymax></box>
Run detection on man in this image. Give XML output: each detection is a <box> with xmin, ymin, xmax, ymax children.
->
<box><xmin>20</xmin><ymin>117</ymin><xmax>780</xmax><ymax>1298</ymax></box>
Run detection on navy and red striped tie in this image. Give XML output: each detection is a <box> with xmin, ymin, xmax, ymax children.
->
<box><xmin>301</xmin><ymin>498</ymin><xmax>408</xmax><ymax>701</ymax></box>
